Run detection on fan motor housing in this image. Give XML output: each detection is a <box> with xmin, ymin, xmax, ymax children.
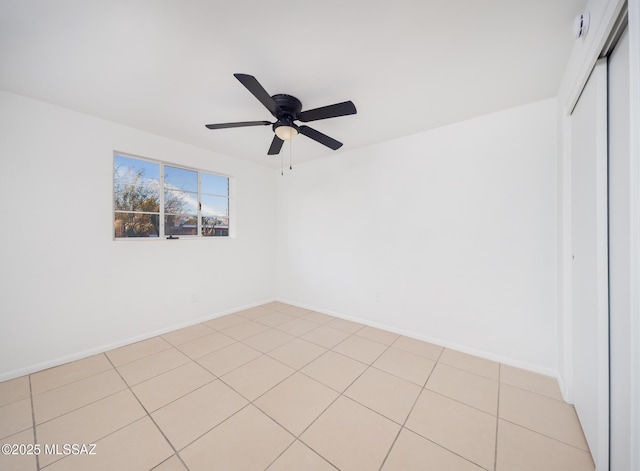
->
<box><xmin>272</xmin><ymin>94</ymin><xmax>302</xmax><ymax>119</ymax></box>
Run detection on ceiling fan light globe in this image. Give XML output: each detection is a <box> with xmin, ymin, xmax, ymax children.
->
<box><xmin>275</xmin><ymin>125</ymin><xmax>298</xmax><ymax>141</ymax></box>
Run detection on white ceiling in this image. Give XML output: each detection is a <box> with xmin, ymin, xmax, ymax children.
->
<box><xmin>0</xmin><ymin>0</ymin><xmax>585</xmax><ymax>167</ymax></box>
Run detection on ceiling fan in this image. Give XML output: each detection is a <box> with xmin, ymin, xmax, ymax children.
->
<box><xmin>205</xmin><ymin>74</ymin><xmax>357</xmax><ymax>155</ymax></box>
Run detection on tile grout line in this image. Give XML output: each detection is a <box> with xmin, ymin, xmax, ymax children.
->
<box><xmin>499</xmin><ymin>379</ymin><xmax>570</xmax><ymax>403</ymax></box>
<box><xmin>28</xmin><ymin>359</ymin><xmax>114</xmax><ymax>398</ymax></box>
<box><xmin>420</xmin><ymin>386</ymin><xmax>498</xmax><ymax>417</ymax></box>
<box><xmin>188</xmin><ymin>345</ymin><xmax>263</xmax><ymax>382</ymax></box>
<box><xmin>146</xmin><ymin>366</ymin><xmax>249</xmax><ymax>458</ymax></box>
<box><xmin>160</xmin><ymin>323</ymin><xmax>217</xmax><ymax>346</ymax></box>
<box><xmin>235</xmin><ymin>308</ymin><xmax>388</xmax><ymax>358</ymax></box>
<box><xmin>219</xmin><ymin>317</ymin><xmax>372</xmax><ymax>457</ymax></box>
<box><xmin>255</xmin><ymin>380</ymin><xmax>342</xmax><ymax>471</ymax></box>
<box><xmin>494</xmin><ymin>363</ymin><xmax>501</xmax><ymax>471</ymax></box>
<box><xmin>172</xmin><ymin>317</ymin><xmax>351</xmax><ymax>463</ymax></box>
<box><xmin>34</xmin><ymin>387</ymin><xmax>128</xmax><ymax>430</ymax></box>
<box><xmin>28</xmin><ymin>378</ymin><xmax>134</xmax><ymax>466</ymax></box>
<box><xmin>243</xmin><ymin>316</ymin><xmax>388</xmax><ymax>469</ymax></box>
<box><xmin>28</xmin><ymin>374</ymin><xmax>41</xmax><ymax>471</ymax></box>
<box><xmin>385</xmin><ymin>345</ymin><xmax>488</xmax><ymax>471</ymax></box>
<box><xmin>261</xmin><ymin>439</ymin><xmax>298</xmax><ymax>471</ymax></box>
<box><xmin>30</xmin><ymin>351</ymin><xmax>174</xmax><ymax>428</ymax></box>
<box><xmin>165</xmin><ymin>400</ymin><xmax>254</xmax><ymax>457</ymax></box>
<box><xmin>139</xmin><ymin>372</ymin><xmax>219</xmax><ymax>417</ymax></box>
<box><xmin>218</xmin><ymin>311</ymin><xmax>368</xmax><ymax>387</ymax></box>
<box><xmin>261</xmin><ymin>434</ymin><xmax>341</xmax><ymax>471</ymax></box>
<box><xmin>497</xmin><ymin>378</ymin><xmax>591</xmax><ymax>452</ymax></box>
<box><xmin>261</xmin><ymin>342</ymin><xmax>327</xmax><ymax>371</ymax></box>
<box><xmin>400</xmin><ymin>382</ymin><xmax>591</xmax><ymax>465</ymax></box>
<box><xmin>377</xmin><ymin>340</ymin><xmax>445</xmax><ymax>471</ymax></box>
<box><xmin>257</xmin><ymin>343</ymin><xmax>376</xmax><ymax>470</ymax></box>
<box><xmin>437</xmin><ymin>358</ymin><xmax>500</xmax><ymax>382</ymax></box>
<box><xmin>188</xmin><ymin>308</ymin><xmax>360</xmax><ymax>376</ymax></box>
<box><xmin>497</xmin><ymin>417</ymin><xmax>594</xmax><ymax>454</ymax></box>
<box><xmin>107</xmin><ymin>341</ymin><xmax>174</xmax><ymax>369</ymax></box>
<box><xmin>103</xmin><ymin>354</ymin><xmax>192</xmax><ymax>471</ymax></box>
<box><xmin>226</xmin><ymin>310</ymin><xmax>469</xmax><ymax>470</ymax></box>
<box><xmin>177</xmin><ymin>334</ymin><xmax>243</xmax><ymax>363</ymax></box>
<box><xmin>29</xmin><ymin>344</ymin><xmax>208</xmax><ymax>409</ymax></box>
<box><xmin>166</xmin><ymin>341</ymin><xmax>302</xmax><ymax>456</ymax></box>
<box><xmin>424</xmin><ymin>347</ymin><xmax>499</xmax><ymax>470</ymax></box>
<box><xmin>118</xmin><ymin>355</ymin><xmax>196</xmax><ymax>390</ymax></box>
<box><xmin>370</xmin><ymin>356</ymin><xmax>440</xmax><ymax>387</ymax></box>
<box><xmin>149</xmin><ymin>454</ymin><xmax>181</xmax><ymax>470</ymax></box>
<box><xmin>286</xmin><ymin>335</ymin><xmax>395</xmax><ymax>471</ymax></box>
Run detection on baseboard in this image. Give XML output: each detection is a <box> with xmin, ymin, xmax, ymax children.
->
<box><xmin>276</xmin><ymin>298</ymin><xmax>559</xmax><ymax>379</ymax></box>
<box><xmin>2</xmin><ymin>296</ymin><xmax>561</xmax><ymax>384</ymax></box>
<box><xmin>0</xmin><ymin>298</ymin><xmax>276</xmax><ymax>382</ymax></box>
<box><xmin>556</xmin><ymin>374</ymin><xmax>571</xmax><ymax>404</ymax></box>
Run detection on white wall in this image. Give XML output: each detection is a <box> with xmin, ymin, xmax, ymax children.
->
<box><xmin>276</xmin><ymin>98</ymin><xmax>558</xmax><ymax>373</ymax></box>
<box><xmin>0</xmin><ymin>90</ymin><xmax>276</xmax><ymax>381</ymax></box>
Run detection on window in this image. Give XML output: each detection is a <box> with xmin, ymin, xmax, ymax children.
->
<box><xmin>113</xmin><ymin>153</ymin><xmax>230</xmax><ymax>239</ymax></box>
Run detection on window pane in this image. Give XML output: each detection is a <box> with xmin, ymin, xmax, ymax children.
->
<box><xmin>164</xmin><ymin>190</ymin><xmax>198</xmax><ymax>215</ymax></box>
<box><xmin>114</xmin><ymin>212</ymin><xmax>159</xmax><ymax>238</ymax></box>
<box><xmin>201</xmin><ymin>195</ymin><xmax>229</xmax><ymax>217</ymax></box>
<box><xmin>114</xmin><ymin>155</ymin><xmax>160</xmax><ymax>213</ymax></box>
<box><xmin>114</xmin><ymin>155</ymin><xmax>160</xmax><ymax>184</ymax></box>
<box><xmin>114</xmin><ymin>183</ymin><xmax>160</xmax><ymax>212</ymax></box>
<box><xmin>165</xmin><ymin>166</ymin><xmax>197</xmax><ymax>192</ymax></box>
<box><xmin>201</xmin><ymin>173</ymin><xmax>228</xmax><ymax>196</ymax></box>
<box><xmin>165</xmin><ymin>215</ymin><xmax>198</xmax><ymax>236</ymax></box>
<box><xmin>202</xmin><ymin>216</ymin><xmax>229</xmax><ymax>237</ymax></box>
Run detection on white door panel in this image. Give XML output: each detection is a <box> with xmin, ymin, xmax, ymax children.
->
<box><xmin>570</xmin><ymin>58</ymin><xmax>609</xmax><ymax>470</ymax></box>
<box><xmin>608</xmin><ymin>26</ymin><xmax>631</xmax><ymax>471</ymax></box>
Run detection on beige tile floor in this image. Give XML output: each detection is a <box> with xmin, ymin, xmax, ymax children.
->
<box><xmin>0</xmin><ymin>302</ymin><xmax>594</xmax><ymax>471</ymax></box>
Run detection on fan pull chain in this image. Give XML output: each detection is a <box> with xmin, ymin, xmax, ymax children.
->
<box><xmin>281</xmin><ymin>149</ymin><xmax>284</xmax><ymax>176</ymax></box>
<box><xmin>289</xmin><ymin>139</ymin><xmax>293</xmax><ymax>170</ymax></box>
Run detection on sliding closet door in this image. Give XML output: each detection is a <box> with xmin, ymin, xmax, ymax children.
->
<box><xmin>608</xmin><ymin>26</ymin><xmax>631</xmax><ymax>471</ymax></box>
<box><xmin>570</xmin><ymin>58</ymin><xmax>609</xmax><ymax>470</ymax></box>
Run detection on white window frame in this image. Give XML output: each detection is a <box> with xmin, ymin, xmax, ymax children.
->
<box><xmin>113</xmin><ymin>151</ymin><xmax>233</xmax><ymax>240</ymax></box>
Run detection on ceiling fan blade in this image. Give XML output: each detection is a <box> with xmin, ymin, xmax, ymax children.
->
<box><xmin>234</xmin><ymin>73</ymin><xmax>280</xmax><ymax>117</ymax></box>
<box><xmin>267</xmin><ymin>135</ymin><xmax>284</xmax><ymax>155</ymax></box>
<box><xmin>205</xmin><ymin>121</ymin><xmax>271</xmax><ymax>130</ymax></box>
<box><xmin>298</xmin><ymin>101</ymin><xmax>357</xmax><ymax>123</ymax></box>
<box><xmin>298</xmin><ymin>125</ymin><xmax>343</xmax><ymax>150</ymax></box>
